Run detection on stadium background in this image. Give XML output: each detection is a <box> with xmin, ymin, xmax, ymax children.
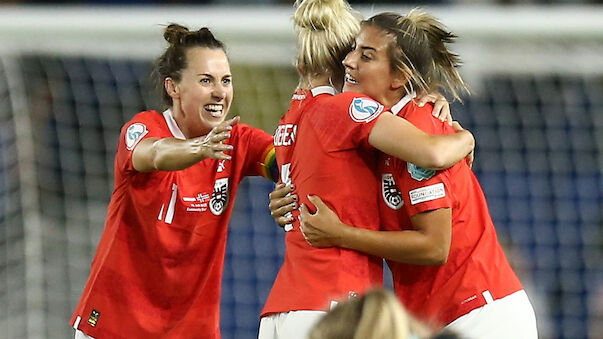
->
<box><xmin>0</xmin><ymin>2</ymin><xmax>602</xmax><ymax>339</ymax></box>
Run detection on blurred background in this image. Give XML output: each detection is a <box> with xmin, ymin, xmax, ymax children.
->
<box><xmin>0</xmin><ymin>1</ymin><xmax>602</xmax><ymax>339</ymax></box>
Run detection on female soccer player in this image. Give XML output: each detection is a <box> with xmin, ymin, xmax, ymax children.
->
<box><xmin>296</xmin><ymin>10</ymin><xmax>538</xmax><ymax>339</ymax></box>
<box><xmin>70</xmin><ymin>25</ymin><xmax>277</xmax><ymax>339</ymax></box>
<box><xmin>259</xmin><ymin>1</ymin><xmax>474</xmax><ymax>338</ymax></box>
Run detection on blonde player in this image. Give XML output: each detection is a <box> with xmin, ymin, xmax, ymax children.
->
<box><xmin>297</xmin><ymin>10</ymin><xmax>538</xmax><ymax>339</ymax></box>
<box><xmin>259</xmin><ymin>1</ymin><xmax>474</xmax><ymax>338</ymax></box>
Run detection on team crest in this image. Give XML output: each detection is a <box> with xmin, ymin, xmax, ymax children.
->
<box><xmin>125</xmin><ymin>123</ymin><xmax>148</xmax><ymax>150</ymax></box>
<box><xmin>210</xmin><ymin>178</ymin><xmax>229</xmax><ymax>215</ymax></box>
<box><xmin>349</xmin><ymin>97</ymin><xmax>384</xmax><ymax>123</ymax></box>
<box><xmin>382</xmin><ymin>173</ymin><xmax>403</xmax><ymax>210</ymax></box>
<box><xmin>407</xmin><ymin>163</ymin><xmax>435</xmax><ymax>181</ymax></box>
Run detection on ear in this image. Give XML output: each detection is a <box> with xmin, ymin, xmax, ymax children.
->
<box><xmin>390</xmin><ymin>71</ymin><xmax>408</xmax><ymax>91</ymax></box>
<box><xmin>164</xmin><ymin>77</ymin><xmax>180</xmax><ymax>99</ymax></box>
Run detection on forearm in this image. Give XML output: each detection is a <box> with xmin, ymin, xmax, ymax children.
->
<box><xmin>150</xmin><ymin>137</ymin><xmax>207</xmax><ymax>170</ymax></box>
<box><xmin>338</xmin><ymin>226</ymin><xmax>447</xmax><ymax>265</ymax></box>
<box><xmin>369</xmin><ymin>113</ymin><xmax>474</xmax><ymax>170</ymax></box>
<box><xmin>133</xmin><ymin>137</ymin><xmax>207</xmax><ymax>172</ymax></box>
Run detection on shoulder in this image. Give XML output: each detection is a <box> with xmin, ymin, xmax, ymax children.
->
<box><xmin>123</xmin><ymin>110</ymin><xmax>164</xmax><ymax>129</ymax></box>
<box><xmin>326</xmin><ymin>92</ymin><xmax>385</xmax><ymax>123</ymax></box>
<box><xmin>401</xmin><ymin>102</ymin><xmax>451</xmax><ymax>135</ymax></box>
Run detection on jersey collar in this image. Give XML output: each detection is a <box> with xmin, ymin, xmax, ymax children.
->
<box><xmin>162</xmin><ymin>109</ymin><xmax>186</xmax><ymax>140</ymax></box>
<box><xmin>390</xmin><ymin>92</ymin><xmax>416</xmax><ymax>116</ymax></box>
<box><xmin>310</xmin><ymin>86</ymin><xmax>336</xmax><ymax>97</ymax></box>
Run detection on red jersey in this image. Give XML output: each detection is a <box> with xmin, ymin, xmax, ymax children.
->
<box><xmin>70</xmin><ymin>110</ymin><xmax>275</xmax><ymax>339</ymax></box>
<box><xmin>379</xmin><ymin>95</ymin><xmax>523</xmax><ymax>327</ymax></box>
<box><xmin>262</xmin><ymin>86</ymin><xmax>384</xmax><ymax>316</ymax></box>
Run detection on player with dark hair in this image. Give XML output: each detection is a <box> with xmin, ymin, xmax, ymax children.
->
<box><xmin>70</xmin><ymin>24</ymin><xmax>277</xmax><ymax>339</ymax></box>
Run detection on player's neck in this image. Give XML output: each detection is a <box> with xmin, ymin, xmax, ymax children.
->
<box><xmin>299</xmin><ymin>74</ymin><xmax>340</xmax><ymax>92</ymax></box>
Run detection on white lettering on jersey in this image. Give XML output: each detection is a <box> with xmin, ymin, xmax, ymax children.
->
<box><xmin>280</xmin><ymin>163</ymin><xmax>294</xmax><ymax>232</ymax></box>
<box><xmin>382</xmin><ymin>173</ymin><xmax>403</xmax><ymax>210</ymax></box>
<box><xmin>125</xmin><ymin>123</ymin><xmax>148</xmax><ymax>150</ymax></box>
<box><xmin>273</xmin><ymin>124</ymin><xmax>298</xmax><ymax>147</ymax></box>
<box><xmin>349</xmin><ymin>97</ymin><xmax>384</xmax><ymax>123</ymax></box>
<box><xmin>210</xmin><ymin>178</ymin><xmax>229</xmax><ymax>215</ymax></box>
<box><xmin>409</xmin><ymin>183</ymin><xmax>446</xmax><ymax>205</ymax></box>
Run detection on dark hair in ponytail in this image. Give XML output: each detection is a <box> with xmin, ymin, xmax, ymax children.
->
<box><xmin>154</xmin><ymin>24</ymin><xmax>226</xmax><ymax>107</ymax></box>
<box><xmin>363</xmin><ymin>9</ymin><xmax>468</xmax><ymax>101</ymax></box>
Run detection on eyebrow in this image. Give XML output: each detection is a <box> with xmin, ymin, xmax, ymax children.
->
<box><xmin>359</xmin><ymin>46</ymin><xmax>377</xmax><ymax>52</ymax></box>
<box><xmin>196</xmin><ymin>73</ymin><xmax>232</xmax><ymax>78</ymax></box>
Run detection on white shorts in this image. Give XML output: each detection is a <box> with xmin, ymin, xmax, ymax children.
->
<box><xmin>444</xmin><ymin>290</ymin><xmax>537</xmax><ymax>339</ymax></box>
<box><xmin>74</xmin><ymin>329</ymin><xmax>95</xmax><ymax>339</ymax></box>
<box><xmin>258</xmin><ymin>310</ymin><xmax>326</xmax><ymax>339</ymax></box>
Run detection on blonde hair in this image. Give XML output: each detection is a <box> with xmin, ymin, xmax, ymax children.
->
<box><xmin>293</xmin><ymin>0</ymin><xmax>361</xmax><ymax>86</ymax></box>
<box><xmin>363</xmin><ymin>9</ymin><xmax>469</xmax><ymax>101</ymax></box>
<box><xmin>309</xmin><ymin>288</ymin><xmax>432</xmax><ymax>339</ymax></box>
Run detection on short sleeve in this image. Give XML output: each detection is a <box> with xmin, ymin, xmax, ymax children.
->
<box><xmin>307</xmin><ymin>92</ymin><xmax>386</xmax><ymax>152</ymax></box>
<box><xmin>397</xmin><ymin>163</ymin><xmax>453</xmax><ymax>217</ymax></box>
<box><xmin>234</xmin><ymin>124</ymin><xmax>277</xmax><ymax>181</ymax></box>
<box><xmin>115</xmin><ymin>111</ymin><xmax>166</xmax><ymax>175</ymax></box>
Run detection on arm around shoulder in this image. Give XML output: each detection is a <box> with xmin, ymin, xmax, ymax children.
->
<box><xmin>368</xmin><ymin>113</ymin><xmax>474</xmax><ymax>170</ymax></box>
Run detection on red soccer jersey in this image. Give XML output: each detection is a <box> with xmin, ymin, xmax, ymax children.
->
<box><xmin>378</xmin><ymin>95</ymin><xmax>523</xmax><ymax>327</ymax></box>
<box><xmin>70</xmin><ymin>110</ymin><xmax>275</xmax><ymax>339</ymax></box>
<box><xmin>262</xmin><ymin>86</ymin><xmax>384</xmax><ymax>316</ymax></box>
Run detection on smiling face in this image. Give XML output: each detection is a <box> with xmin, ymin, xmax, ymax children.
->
<box><xmin>342</xmin><ymin>25</ymin><xmax>405</xmax><ymax>107</ymax></box>
<box><xmin>170</xmin><ymin>47</ymin><xmax>233</xmax><ymax>137</ymax></box>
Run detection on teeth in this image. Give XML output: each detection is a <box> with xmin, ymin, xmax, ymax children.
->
<box><xmin>205</xmin><ymin>104</ymin><xmax>223</xmax><ymax>112</ymax></box>
<box><xmin>345</xmin><ymin>74</ymin><xmax>358</xmax><ymax>84</ymax></box>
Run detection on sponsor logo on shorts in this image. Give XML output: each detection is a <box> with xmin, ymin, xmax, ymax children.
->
<box><xmin>87</xmin><ymin>309</ymin><xmax>100</xmax><ymax>327</ymax></box>
<box><xmin>349</xmin><ymin>97</ymin><xmax>384</xmax><ymax>123</ymax></box>
<box><xmin>409</xmin><ymin>183</ymin><xmax>446</xmax><ymax>205</ymax></box>
<box><xmin>125</xmin><ymin>123</ymin><xmax>148</xmax><ymax>150</ymax></box>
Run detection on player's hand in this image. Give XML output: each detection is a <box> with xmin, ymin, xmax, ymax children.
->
<box><xmin>268</xmin><ymin>183</ymin><xmax>297</xmax><ymax>227</ymax></box>
<box><xmin>299</xmin><ymin>195</ymin><xmax>345</xmax><ymax>248</ymax></box>
<box><xmin>416</xmin><ymin>92</ymin><xmax>452</xmax><ymax>125</ymax></box>
<box><xmin>198</xmin><ymin>116</ymin><xmax>240</xmax><ymax>160</ymax></box>
<box><xmin>452</xmin><ymin>121</ymin><xmax>474</xmax><ymax>169</ymax></box>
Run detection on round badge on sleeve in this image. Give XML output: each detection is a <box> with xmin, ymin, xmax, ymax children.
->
<box><xmin>125</xmin><ymin>123</ymin><xmax>148</xmax><ymax>150</ymax></box>
<box><xmin>349</xmin><ymin>97</ymin><xmax>384</xmax><ymax>123</ymax></box>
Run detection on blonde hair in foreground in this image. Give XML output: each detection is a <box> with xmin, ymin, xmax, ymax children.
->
<box><xmin>363</xmin><ymin>8</ymin><xmax>469</xmax><ymax>101</ymax></box>
<box><xmin>293</xmin><ymin>0</ymin><xmax>361</xmax><ymax>87</ymax></box>
<box><xmin>309</xmin><ymin>288</ymin><xmax>432</xmax><ymax>339</ymax></box>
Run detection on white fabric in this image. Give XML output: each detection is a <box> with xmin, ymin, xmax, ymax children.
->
<box><xmin>74</xmin><ymin>329</ymin><xmax>96</xmax><ymax>339</ymax></box>
<box><xmin>444</xmin><ymin>290</ymin><xmax>537</xmax><ymax>339</ymax></box>
<box><xmin>258</xmin><ymin>310</ymin><xmax>326</xmax><ymax>339</ymax></box>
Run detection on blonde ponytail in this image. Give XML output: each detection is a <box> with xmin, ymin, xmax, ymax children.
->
<box><xmin>293</xmin><ymin>0</ymin><xmax>361</xmax><ymax>85</ymax></box>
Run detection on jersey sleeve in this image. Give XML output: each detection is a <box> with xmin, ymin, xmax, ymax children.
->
<box><xmin>395</xmin><ymin>104</ymin><xmax>455</xmax><ymax>217</ymax></box>
<box><xmin>397</xmin><ymin>164</ymin><xmax>453</xmax><ymax>217</ymax></box>
<box><xmin>308</xmin><ymin>92</ymin><xmax>386</xmax><ymax>151</ymax></box>
<box><xmin>115</xmin><ymin>111</ymin><xmax>165</xmax><ymax>175</ymax></box>
<box><xmin>235</xmin><ymin>124</ymin><xmax>278</xmax><ymax>182</ymax></box>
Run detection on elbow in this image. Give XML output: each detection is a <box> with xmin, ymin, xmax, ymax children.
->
<box><xmin>426</xmin><ymin>245</ymin><xmax>449</xmax><ymax>266</ymax></box>
<box><xmin>424</xmin><ymin>150</ymin><xmax>447</xmax><ymax>170</ymax></box>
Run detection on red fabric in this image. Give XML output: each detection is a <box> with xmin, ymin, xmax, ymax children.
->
<box><xmin>378</xmin><ymin>101</ymin><xmax>523</xmax><ymax>327</ymax></box>
<box><xmin>71</xmin><ymin>110</ymin><xmax>274</xmax><ymax>339</ymax></box>
<box><xmin>262</xmin><ymin>90</ymin><xmax>384</xmax><ymax>316</ymax></box>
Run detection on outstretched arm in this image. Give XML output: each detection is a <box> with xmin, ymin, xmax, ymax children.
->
<box><xmin>132</xmin><ymin>116</ymin><xmax>239</xmax><ymax>172</ymax></box>
<box><xmin>300</xmin><ymin>195</ymin><xmax>451</xmax><ymax>266</ymax></box>
<box><xmin>368</xmin><ymin>113</ymin><xmax>473</xmax><ymax>170</ymax></box>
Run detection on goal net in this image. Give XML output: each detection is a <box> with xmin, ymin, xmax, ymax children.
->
<box><xmin>0</xmin><ymin>5</ymin><xmax>601</xmax><ymax>339</ymax></box>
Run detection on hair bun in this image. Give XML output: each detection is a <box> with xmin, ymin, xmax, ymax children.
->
<box><xmin>294</xmin><ymin>0</ymin><xmax>349</xmax><ymax>31</ymax></box>
<box><xmin>164</xmin><ymin>23</ymin><xmax>190</xmax><ymax>45</ymax></box>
